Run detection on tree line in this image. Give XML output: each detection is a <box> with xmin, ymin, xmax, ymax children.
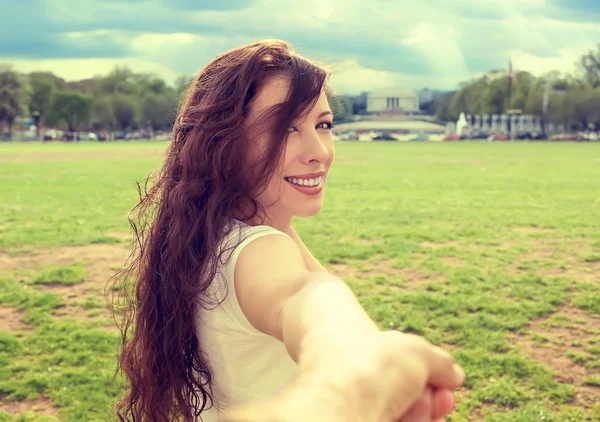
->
<box><xmin>0</xmin><ymin>65</ymin><xmax>354</xmax><ymax>139</ymax></box>
<box><xmin>0</xmin><ymin>66</ymin><xmax>194</xmax><ymax>138</ymax></box>
<box><xmin>1</xmin><ymin>43</ymin><xmax>599</xmax><ymax>138</ymax></box>
<box><xmin>430</xmin><ymin>44</ymin><xmax>600</xmax><ymax>131</ymax></box>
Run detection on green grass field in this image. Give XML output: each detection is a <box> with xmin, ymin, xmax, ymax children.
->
<box><xmin>1</xmin><ymin>141</ymin><xmax>599</xmax><ymax>421</ymax></box>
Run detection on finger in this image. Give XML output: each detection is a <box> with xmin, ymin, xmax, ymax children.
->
<box><xmin>431</xmin><ymin>388</ymin><xmax>456</xmax><ymax>420</ymax></box>
<box><xmin>399</xmin><ymin>387</ymin><xmax>433</xmax><ymax>422</ymax></box>
<box><xmin>420</xmin><ymin>346</ymin><xmax>465</xmax><ymax>390</ymax></box>
<box><xmin>385</xmin><ymin>333</ymin><xmax>465</xmax><ymax>391</ymax></box>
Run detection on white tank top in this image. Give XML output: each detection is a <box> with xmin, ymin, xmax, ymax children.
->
<box><xmin>195</xmin><ymin>220</ymin><xmax>297</xmax><ymax>421</ymax></box>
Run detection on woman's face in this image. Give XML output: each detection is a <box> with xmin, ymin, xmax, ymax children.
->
<box><xmin>247</xmin><ymin>76</ymin><xmax>335</xmax><ymax>224</ymax></box>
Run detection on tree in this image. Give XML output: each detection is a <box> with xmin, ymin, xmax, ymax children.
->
<box><xmin>434</xmin><ymin>92</ymin><xmax>456</xmax><ymax>122</ymax></box>
<box><xmin>91</xmin><ymin>97</ymin><xmax>114</xmax><ymax>130</ymax></box>
<box><xmin>135</xmin><ymin>74</ymin><xmax>169</xmax><ymax>96</ymax></box>
<box><xmin>99</xmin><ymin>67</ymin><xmax>138</xmax><ymax>96</ymax></box>
<box><xmin>45</xmin><ymin>91</ymin><xmax>93</xmax><ymax>132</ymax></box>
<box><xmin>329</xmin><ymin>95</ymin><xmax>352</xmax><ymax>123</ymax></box>
<box><xmin>110</xmin><ymin>93</ymin><xmax>138</xmax><ymax>130</ymax></box>
<box><xmin>0</xmin><ymin>66</ymin><xmax>30</xmax><ymax>139</ymax></box>
<box><xmin>28</xmin><ymin>74</ymin><xmax>54</xmax><ymax>135</ymax></box>
<box><xmin>563</xmin><ymin>87</ymin><xmax>600</xmax><ymax>130</ymax></box>
<box><xmin>480</xmin><ymin>78</ymin><xmax>506</xmax><ymax>115</ymax></box>
<box><xmin>578</xmin><ymin>43</ymin><xmax>600</xmax><ymax>89</ymax></box>
<box><xmin>28</xmin><ymin>71</ymin><xmax>67</xmax><ymax>91</ymax></box>
<box><xmin>175</xmin><ymin>75</ymin><xmax>194</xmax><ymax>96</ymax></box>
<box><xmin>142</xmin><ymin>93</ymin><xmax>174</xmax><ymax>130</ymax></box>
<box><xmin>448</xmin><ymin>79</ymin><xmax>488</xmax><ymax>117</ymax></box>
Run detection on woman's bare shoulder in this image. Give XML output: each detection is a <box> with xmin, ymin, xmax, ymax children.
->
<box><xmin>233</xmin><ymin>232</ymin><xmax>309</xmax><ymax>338</ymax></box>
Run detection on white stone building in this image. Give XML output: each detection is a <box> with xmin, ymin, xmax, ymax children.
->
<box><xmin>367</xmin><ymin>89</ymin><xmax>420</xmax><ymax>113</ymax></box>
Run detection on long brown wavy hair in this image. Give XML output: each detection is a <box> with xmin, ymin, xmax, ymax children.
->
<box><xmin>109</xmin><ymin>40</ymin><xmax>331</xmax><ymax>421</ymax></box>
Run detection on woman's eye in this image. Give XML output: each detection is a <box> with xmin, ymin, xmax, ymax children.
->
<box><xmin>287</xmin><ymin>126</ymin><xmax>298</xmax><ymax>133</ymax></box>
<box><xmin>317</xmin><ymin>121</ymin><xmax>333</xmax><ymax>130</ymax></box>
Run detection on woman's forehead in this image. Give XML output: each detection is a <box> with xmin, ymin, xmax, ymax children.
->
<box><xmin>248</xmin><ymin>75</ymin><xmax>328</xmax><ymax>121</ymax></box>
<box><xmin>250</xmin><ymin>76</ymin><xmax>291</xmax><ymax>117</ymax></box>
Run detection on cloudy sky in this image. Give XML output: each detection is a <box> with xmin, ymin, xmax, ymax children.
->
<box><xmin>2</xmin><ymin>0</ymin><xmax>600</xmax><ymax>94</ymax></box>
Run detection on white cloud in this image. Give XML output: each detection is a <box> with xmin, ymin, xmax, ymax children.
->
<box><xmin>328</xmin><ymin>60</ymin><xmax>461</xmax><ymax>94</ymax></box>
<box><xmin>5</xmin><ymin>57</ymin><xmax>180</xmax><ymax>84</ymax></box>
<box><xmin>509</xmin><ymin>45</ymin><xmax>591</xmax><ymax>76</ymax></box>
<box><xmin>3</xmin><ymin>0</ymin><xmax>600</xmax><ymax>93</ymax></box>
<box><xmin>128</xmin><ymin>32</ymin><xmax>258</xmax><ymax>74</ymax></box>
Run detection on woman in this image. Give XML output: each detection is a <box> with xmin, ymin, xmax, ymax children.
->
<box><xmin>112</xmin><ymin>39</ymin><xmax>464</xmax><ymax>422</ymax></box>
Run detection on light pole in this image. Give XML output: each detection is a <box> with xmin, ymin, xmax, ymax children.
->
<box><xmin>32</xmin><ymin>111</ymin><xmax>41</xmax><ymax>140</ymax></box>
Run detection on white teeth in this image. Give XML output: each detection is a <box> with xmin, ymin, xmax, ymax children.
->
<box><xmin>285</xmin><ymin>176</ymin><xmax>323</xmax><ymax>187</ymax></box>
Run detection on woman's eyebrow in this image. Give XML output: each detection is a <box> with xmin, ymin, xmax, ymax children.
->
<box><xmin>317</xmin><ymin>110</ymin><xmax>333</xmax><ymax>118</ymax></box>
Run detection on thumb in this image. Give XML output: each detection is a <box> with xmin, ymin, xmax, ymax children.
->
<box><xmin>418</xmin><ymin>343</ymin><xmax>465</xmax><ymax>390</ymax></box>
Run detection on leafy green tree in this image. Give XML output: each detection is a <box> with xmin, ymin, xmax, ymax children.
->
<box><xmin>28</xmin><ymin>74</ymin><xmax>54</xmax><ymax>134</ymax></box>
<box><xmin>91</xmin><ymin>97</ymin><xmax>114</xmax><ymax>130</ymax></box>
<box><xmin>578</xmin><ymin>43</ymin><xmax>600</xmax><ymax>88</ymax></box>
<box><xmin>99</xmin><ymin>67</ymin><xmax>138</xmax><ymax>96</ymax></box>
<box><xmin>142</xmin><ymin>93</ymin><xmax>174</xmax><ymax>130</ymax></box>
<box><xmin>110</xmin><ymin>93</ymin><xmax>138</xmax><ymax>130</ymax></box>
<box><xmin>0</xmin><ymin>66</ymin><xmax>30</xmax><ymax>138</ymax></box>
<box><xmin>480</xmin><ymin>79</ymin><xmax>506</xmax><ymax>114</ymax></box>
<box><xmin>45</xmin><ymin>91</ymin><xmax>93</xmax><ymax>132</ymax></box>
<box><xmin>329</xmin><ymin>95</ymin><xmax>352</xmax><ymax>123</ymax></box>
<box><xmin>434</xmin><ymin>92</ymin><xmax>456</xmax><ymax>121</ymax></box>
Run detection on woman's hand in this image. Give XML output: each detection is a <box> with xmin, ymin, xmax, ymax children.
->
<box><xmin>222</xmin><ymin>331</ymin><xmax>465</xmax><ymax>422</ymax></box>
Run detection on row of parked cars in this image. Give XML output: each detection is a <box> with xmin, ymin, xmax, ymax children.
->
<box><xmin>41</xmin><ymin>130</ymin><xmax>164</xmax><ymax>142</ymax></box>
<box><xmin>333</xmin><ymin>130</ymin><xmax>600</xmax><ymax>142</ymax></box>
<box><xmin>444</xmin><ymin>131</ymin><xmax>599</xmax><ymax>141</ymax></box>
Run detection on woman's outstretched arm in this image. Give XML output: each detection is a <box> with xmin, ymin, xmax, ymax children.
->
<box><xmin>232</xmin><ymin>234</ymin><xmax>464</xmax><ymax>421</ymax></box>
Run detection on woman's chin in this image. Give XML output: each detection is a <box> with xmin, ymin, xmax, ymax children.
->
<box><xmin>293</xmin><ymin>203</ymin><xmax>323</xmax><ymax>218</ymax></box>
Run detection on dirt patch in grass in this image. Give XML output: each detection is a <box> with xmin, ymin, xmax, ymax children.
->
<box><xmin>328</xmin><ymin>262</ymin><xmax>357</xmax><ymax>279</ymax></box>
<box><xmin>498</xmin><ymin>240</ymin><xmax>520</xmax><ymax>249</ymax></box>
<box><xmin>420</xmin><ymin>241</ymin><xmax>460</xmax><ymax>250</ymax></box>
<box><xmin>510</xmin><ymin>306</ymin><xmax>600</xmax><ymax>409</ymax></box>
<box><xmin>541</xmin><ymin>265</ymin><xmax>600</xmax><ymax>284</ymax></box>
<box><xmin>371</xmin><ymin>260</ymin><xmax>428</xmax><ymax>287</ymax></box>
<box><xmin>397</xmin><ymin>268</ymin><xmax>443</xmax><ymax>290</ymax></box>
<box><xmin>329</xmin><ymin>260</ymin><xmax>443</xmax><ymax>290</ymax></box>
<box><xmin>0</xmin><ymin>396</ymin><xmax>59</xmax><ymax>419</ymax></box>
<box><xmin>505</xmin><ymin>237</ymin><xmax>600</xmax><ymax>283</ymax></box>
<box><xmin>0</xmin><ymin>244</ymin><xmax>131</xmax><ymax>324</ymax></box>
<box><xmin>0</xmin><ymin>243</ymin><xmax>130</xmax><ymax>281</ymax></box>
<box><xmin>507</xmin><ymin>240</ymin><xmax>599</xmax><ymax>283</ymax></box>
<box><xmin>0</xmin><ymin>306</ymin><xmax>31</xmax><ymax>333</ymax></box>
<box><xmin>441</xmin><ymin>256</ymin><xmax>466</xmax><ymax>267</ymax></box>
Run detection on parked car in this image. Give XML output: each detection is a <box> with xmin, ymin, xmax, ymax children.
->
<box><xmin>516</xmin><ymin>131</ymin><xmax>548</xmax><ymax>140</ymax></box>
<box><xmin>468</xmin><ymin>131</ymin><xmax>490</xmax><ymax>140</ymax></box>
<box><xmin>444</xmin><ymin>134</ymin><xmax>462</xmax><ymax>141</ymax></box>
<box><xmin>372</xmin><ymin>132</ymin><xmax>397</xmax><ymax>141</ymax></box>
<box><xmin>489</xmin><ymin>133</ymin><xmax>509</xmax><ymax>141</ymax></box>
<box><xmin>408</xmin><ymin>132</ymin><xmax>429</xmax><ymax>141</ymax></box>
<box><xmin>79</xmin><ymin>132</ymin><xmax>98</xmax><ymax>141</ymax></box>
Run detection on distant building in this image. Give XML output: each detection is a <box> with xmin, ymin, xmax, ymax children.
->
<box><xmin>367</xmin><ymin>89</ymin><xmax>419</xmax><ymax>113</ymax></box>
<box><xmin>419</xmin><ymin>89</ymin><xmax>434</xmax><ymax>105</ymax></box>
<box><xmin>418</xmin><ymin>88</ymin><xmax>442</xmax><ymax>107</ymax></box>
<box><xmin>340</xmin><ymin>92</ymin><xmax>368</xmax><ymax>115</ymax></box>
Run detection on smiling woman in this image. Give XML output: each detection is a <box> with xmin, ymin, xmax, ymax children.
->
<box><xmin>111</xmin><ymin>39</ymin><xmax>464</xmax><ymax>422</ymax></box>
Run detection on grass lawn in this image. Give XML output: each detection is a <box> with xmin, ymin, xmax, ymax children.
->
<box><xmin>0</xmin><ymin>140</ymin><xmax>599</xmax><ymax>421</ymax></box>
